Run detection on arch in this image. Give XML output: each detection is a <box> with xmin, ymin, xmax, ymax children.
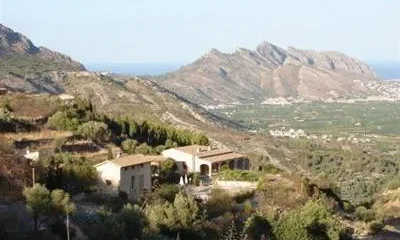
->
<box><xmin>236</xmin><ymin>159</ymin><xmax>244</xmax><ymax>169</ymax></box>
<box><xmin>228</xmin><ymin>160</ymin><xmax>235</xmax><ymax>170</ymax></box>
<box><xmin>200</xmin><ymin>164</ymin><xmax>210</xmax><ymax>176</ymax></box>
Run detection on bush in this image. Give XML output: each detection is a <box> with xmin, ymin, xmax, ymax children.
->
<box><xmin>159</xmin><ymin>159</ymin><xmax>180</xmax><ymax>184</ymax></box>
<box><xmin>48</xmin><ymin>111</ymin><xmax>80</xmax><ymax>131</ymax></box>
<box><xmin>205</xmin><ymin>188</ymin><xmax>233</xmax><ymax>219</ymax></box>
<box><xmin>355</xmin><ymin>206</ymin><xmax>376</xmax><ymax>222</ymax></box>
<box><xmin>190</xmin><ymin>172</ymin><xmax>201</xmax><ymax>186</ymax></box>
<box><xmin>147</xmin><ymin>184</ymin><xmax>179</xmax><ymax>203</ymax></box>
<box><xmin>121</xmin><ymin>139</ymin><xmax>138</xmax><ymax>154</ymax></box>
<box><xmin>233</xmin><ymin>190</ymin><xmax>255</xmax><ymax>204</ymax></box>
<box><xmin>243</xmin><ymin>214</ymin><xmax>274</xmax><ymax>240</ymax></box>
<box><xmin>368</xmin><ymin>220</ymin><xmax>384</xmax><ymax>235</ymax></box>
<box><xmin>274</xmin><ymin>199</ymin><xmax>352</xmax><ymax>240</ymax></box>
<box><xmin>77</xmin><ymin>121</ymin><xmax>110</xmax><ymax>142</ymax></box>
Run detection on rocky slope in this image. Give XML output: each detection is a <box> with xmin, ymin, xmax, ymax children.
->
<box><xmin>0</xmin><ymin>23</ymin><xmax>84</xmax><ymax>91</ymax></box>
<box><xmin>157</xmin><ymin>42</ymin><xmax>381</xmax><ymax>105</ymax></box>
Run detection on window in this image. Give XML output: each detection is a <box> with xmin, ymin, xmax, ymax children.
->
<box><xmin>105</xmin><ymin>180</ymin><xmax>112</xmax><ymax>186</ymax></box>
<box><xmin>131</xmin><ymin>176</ymin><xmax>136</xmax><ymax>189</ymax></box>
<box><xmin>139</xmin><ymin>174</ymin><xmax>144</xmax><ymax>190</ymax></box>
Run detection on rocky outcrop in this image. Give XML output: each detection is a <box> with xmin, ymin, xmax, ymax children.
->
<box><xmin>157</xmin><ymin>42</ymin><xmax>379</xmax><ymax>105</ymax></box>
<box><xmin>0</xmin><ymin>23</ymin><xmax>85</xmax><ymax>89</ymax></box>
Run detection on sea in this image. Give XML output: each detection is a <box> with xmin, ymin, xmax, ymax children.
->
<box><xmin>85</xmin><ymin>62</ymin><xmax>400</xmax><ymax>80</ymax></box>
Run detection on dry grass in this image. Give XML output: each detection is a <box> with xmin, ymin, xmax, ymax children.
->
<box><xmin>2</xmin><ymin>130</ymin><xmax>72</xmax><ymax>141</ymax></box>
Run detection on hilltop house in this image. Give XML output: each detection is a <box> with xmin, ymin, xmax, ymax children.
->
<box><xmin>94</xmin><ymin>154</ymin><xmax>165</xmax><ymax>200</ymax></box>
<box><xmin>161</xmin><ymin>145</ymin><xmax>249</xmax><ymax>177</ymax></box>
<box><xmin>58</xmin><ymin>94</ymin><xmax>75</xmax><ymax>104</ymax></box>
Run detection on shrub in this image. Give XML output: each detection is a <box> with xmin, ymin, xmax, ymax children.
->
<box><xmin>147</xmin><ymin>184</ymin><xmax>179</xmax><ymax>203</ymax></box>
<box><xmin>159</xmin><ymin>159</ymin><xmax>180</xmax><ymax>184</ymax></box>
<box><xmin>48</xmin><ymin>111</ymin><xmax>80</xmax><ymax>131</ymax></box>
<box><xmin>368</xmin><ymin>220</ymin><xmax>384</xmax><ymax>235</ymax></box>
<box><xmin>76</xmin><ymin>121</ymin><xmax>110</xmax><ymax>142</ymax></box>
<box><xmin>274</xmin><ymin>199</ymin><xmax>352</xmax><ymax>240</ymax></box>
<box><xmin>233</xmin><ymin>190</ymin><xmax>255</xmax><ymax>204</ymax></box>
<box><xmin>355</xmin><ymin>206</ymin><xmax>376</xmax><ymax>222</ymax></box>
<box><xmin>243</xmin><ymin>214</ymin><xmax>274</xmax><ymax>240</ymax></box>
<box><xmin>121</xmin><ymin>139</ymin><xmax>138</xmax><ymax>154</ymax></box>
<box><xmin>205</xmin><ymin>188</ymin><xmax>233</xmax><ymax>219</ymax></box>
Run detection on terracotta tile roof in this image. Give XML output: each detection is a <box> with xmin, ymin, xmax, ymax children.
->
<box><xmin>172</xmin><ymin>145</ymin><xmax>245</xmax><ymax>163</ymax></box>
<box><xmin>95</xmin><ymin>154</ymin><xmax>166</xmax><ymax>168</ymax></box>
<box><xmin>202</xmin><ymin>152</ymin><xmax>245</xmax><ymax>163</ymax></box>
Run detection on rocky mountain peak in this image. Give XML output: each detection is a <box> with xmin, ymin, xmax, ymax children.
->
<box><xmin>0</xmin><ymin>23</ymin><xmax>39</xmax><ymax>55</ymax></box>
<box><xmin>158</xmin><ymin>41</ymin><xmax>380</xmax><ymax>105</ymax></box>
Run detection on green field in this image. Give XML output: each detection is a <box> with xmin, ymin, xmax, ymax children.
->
<box><xmin>212</xmin><ymin>102</ymin><xmax>400</xmax><ymax>136</ymax></box>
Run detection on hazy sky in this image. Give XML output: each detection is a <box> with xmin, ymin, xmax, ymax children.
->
<box><xmin>1</xmin><ymin>0</ymin><xmax>399</xmax><ymax>64</ymax></box>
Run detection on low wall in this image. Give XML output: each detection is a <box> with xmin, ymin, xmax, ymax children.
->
<box><xmin>215</xmin><ymin>180</ymin><xmax>257</xmax><ymax>189</ymax></box>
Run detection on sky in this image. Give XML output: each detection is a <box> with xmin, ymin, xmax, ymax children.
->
<box><xmin>1</xmin><ymin>0</ymin><xmax>400</xmax><ymax>64</ymax></box>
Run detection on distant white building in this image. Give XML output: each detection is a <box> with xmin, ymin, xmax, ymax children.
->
<box><xmin>58</xmin><ymin>94</ymin><xmax>75</xmax><ymax>104</ymax></box>
<box><xmin>24</xmin><ymin>150</ymin><xmax>39</xmax><ymax>162</ymax></box>
<box><xmin>94</xmin><ymin>154</ymin><xmax>164</xmax><ymax>200</ymax></box>
<box><xmin>161</xmin><ymin>145</ymin><xmax>249</xmax><ymax>177</ymax></box>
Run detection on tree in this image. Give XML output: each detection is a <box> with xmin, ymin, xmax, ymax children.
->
<box><xmin>48</xmin><ymin>111</ymin><xmax>80</xmax><ymax>131</ymax></box>
<box><xmin>23</xmin><ymin>184</ymin><xmax>51</xmax><ymax>230</ymax></box>
<box><xmin>51</xmin><ymin>189</ymin><xmax>76</xmax><ymax>240</ymax></box>
<box><xmin>76</xmin><ymin>121</ymin><xmax>110</xmax><ymax>142</ymax></box>
<box><xmin>107</xmin><ymin>147</ymin><xmax>113</xmax><ymax>160</ymax></box>
<box><xmin>116</xmin><ymin>203</ymin><xmax>147</xmax><ymax>240</ymax></box>
<box><xmin>274</xmin><ymin>199</ymin><xmax>352</xmax><ymax>240</ymax></box>
<box><xmin>145</xmin><ymin>192</ymin><xmax>200</xmax><ymax>233</ymax></box>
<box><xmin>121</xmin><ymin>139</ymin><xmax>138</xmax><ymax>154</ymax></box>
<box><xmin>159</xmin><ymin>159</ymin><xmax>180</xmax><ymax>184</ymax></box>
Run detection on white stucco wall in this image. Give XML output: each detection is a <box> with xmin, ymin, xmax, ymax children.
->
<box><xmin>120</xmin><ymin>163</ymin><xmax>152</xmax><ymax>201</ymax></box>
<box><xmin>96</xmin><ymin>162</ymin><xmax>121</xmax><ymax>186</ymax></box>
<box><xmin>162</xmin><ymin>149</ymin><xmax>211</xmax><ymax>174</ymax></box>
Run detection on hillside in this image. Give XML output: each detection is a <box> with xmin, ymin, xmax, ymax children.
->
<box><xmin>0</xmin><ymin>23</ymin><xmax>84</xmax><ymax>92</ymax></box>
<box><xmin>157</xmin><ymin>42</ymin><xmax>382</xmax><ymax>105</ymax></box>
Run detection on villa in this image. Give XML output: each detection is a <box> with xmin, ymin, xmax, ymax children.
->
<box><xmin>161</xmin><ymin>145</ymin><xmax>249</xmax><ymax>177</ymax></box>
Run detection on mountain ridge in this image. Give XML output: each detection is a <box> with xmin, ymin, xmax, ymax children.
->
<box><xmin>158</xmin><ymin>42</ymin><xmax>380</xmax><ymax>105</ymax></box>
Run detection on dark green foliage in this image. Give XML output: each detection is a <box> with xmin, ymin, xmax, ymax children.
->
<box><xmin>205</xmin><ymin>189</ymin><xmax>233</xmax><ymax>219</ymax></box>
<box><xmin>48</xmin><ymin>98</ymin><xmax>94</xmax><ymax>131</ymax></box>
<box><xmin>219</xmin><ymin>221</ymin><xmax>242</xmax><ymax>240</ymax></box>
<box><xmin>76</xmin><ymin>121</ymin><xmax>110</xmax><ymax>142</ymax></box>
<box><xmin>107</xmin><ymin>147</ymin><xmax>113</xmax><ymax>160</ymax></box>
<box><xmin>159</xmin><ymin>159</ymin><xmax>180</xmax><ymax>184</ymax></box>
<box><xmin>88</xmin><ymin>209</ymin><xmax>125</xmax><ymax>240</ymax></box>
<box><xmin>243</xmin><ymin>214</ymin><xmax>274</xmax><ymax>240</ymax></box>
<box><xmin>368</xmin><ymin>220</ymin><xmax>384</xmax><ymax>235</ymax></box>
<box><xmin>218</xmin><ymin>170</ymin><xmax>261</xmax><ymax>182</ymax></box>
<box><xmin>116</xmin><ymin>203</ymin><xmax>147</xmax><ymax>240</ymax></box>
<box><xmin>114</xmin><ymin>117</ymin><xmax>209</xmax><ymax>148</ymax></box>
<box><xmin>233</xmin><ymin>191</ymin><xmax>255</xmax><ymax>204</ymax></box>
<box><xmin>40</xmin><ymin>153</ymin><xmax>97</xmax><ymax>192</ymax></box>
<box><xmin>355</xmin><ymin>206</ymin><xmax>376</xmax><ymax>222</ymax></box>
<box><xmin>121</xmin><ymin>139</ymin><xmax>138</xmax><ymax>154</ymax></box>
<box><xmin>274</xmin><ymin>199</ymin><xmax>352</xmax><ymax>240</ymax></box>
<box><xmin>146</xmin><ymin>184</ymin><xmax>180</xmax><ymax>203</ymax></box>
<box><xmin>50</xmin><ymin>220</ymin><xmax>76</xmax><ymax>240</ymax></box>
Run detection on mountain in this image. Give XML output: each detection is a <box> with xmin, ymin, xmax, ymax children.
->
<box><xmin>157</xmin><ymin>42</ymin><xmax>381</xmax><ymax>105</ymax></box>
<box><xmin>0</xmin><ymin>23</ymin><xmax>85</xmax><ymax>91</ymax></box>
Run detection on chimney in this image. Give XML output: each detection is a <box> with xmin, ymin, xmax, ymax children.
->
<box><xmin>116</xmin><ymin>151</ymin><xmax>122</xmax><ymax>158</ymax></box>
<box><xmin>197</xmin><ymin>147</ymin><xmax>201</xmax><ymax>153</ymax></box>
<box><xmin>208</xmin><ymin>146</ymin><xmax>212</xmax><ymax>151</ymax></box>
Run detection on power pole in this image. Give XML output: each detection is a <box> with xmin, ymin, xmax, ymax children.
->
<box><xmin>32</xmin><ymin>167</ymin><xmax>35</xmax><ymax>186</ymax></box>
<box><xmin>66</xmin><ymin>212</ymin><xmax>70</xmax><ymax>240</ymax></box>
